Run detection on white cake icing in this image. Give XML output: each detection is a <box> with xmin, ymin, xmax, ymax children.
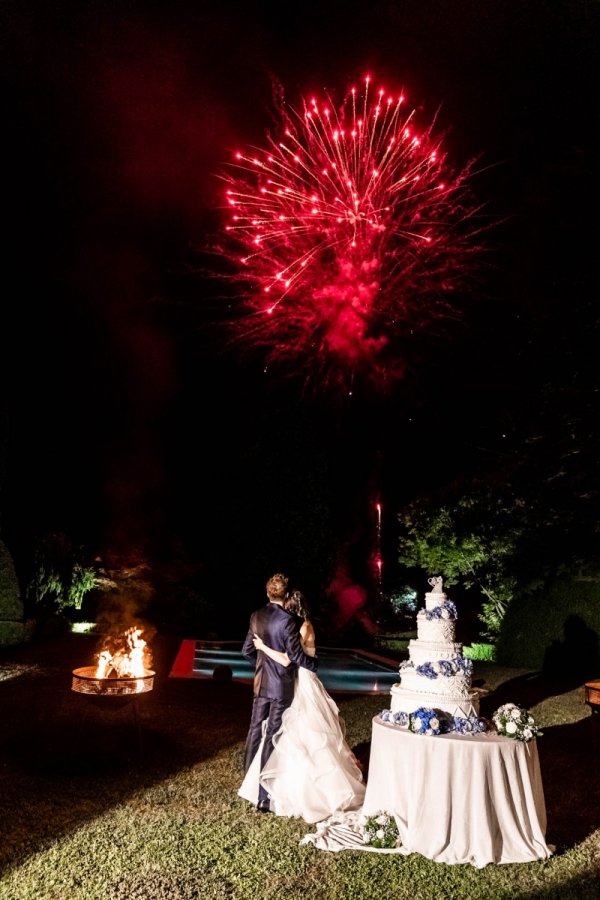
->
<box><xmin>425</xmin><ymin>591</ymin><xmax>447</xmax><ymax>611</ymax></box>
<box><xmin>399</xmin><ymin>668</ymin><xmax>472</xmax><ymax>698</ymax></box>
<box><xmin>408</xmin><ymin>639</ymin><xmax>463</xmax><ymax>667</ymax></box>
<box><xmin>417</xmin><ymin>612</ymin><xmax>456</xmax><ymax>643</ymax></box>
<box><xmin>390</xmin><ymin>576</ymin><xmax>480</xmax><ymax>718</ymax></box>
<box><xmin>388</xmin><ymin>685</ymin><xmax>477</xmax><ymax>718</ymax></box>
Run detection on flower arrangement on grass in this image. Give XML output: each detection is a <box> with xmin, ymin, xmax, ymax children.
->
<box><xmin>409</xmin><ymin>707</ymin><xmax>442</xmax><ymax>735</ymax></box>
<box><xmin>362</xmin><ymin>811</ymin><xmax>400</xmax><ymax>849</ymax></box>
<box><xmin>424</xmin><ymin>600</ymin><xmax>457</xmax><ymax>621</ymax></box>
<box><xmin>492</xmin><ymin>703</ymin><xmax>542</xmax><ymax>742</ymax></box>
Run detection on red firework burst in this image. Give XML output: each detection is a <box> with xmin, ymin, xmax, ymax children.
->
<box><xmin>219</xmin><ymin>75</ymin><xmax>485</xmax><ymax>392</ymax></box>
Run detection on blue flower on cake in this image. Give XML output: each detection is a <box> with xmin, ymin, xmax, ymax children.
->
<box><xmin>409</xmin><ymin>707</ymin><xmax>442</xmax><ymax>736</ymax></box>
<box><xmin>415</xmin><ymin>657</ymin><xmax>473</xmax><ymax>679</ymax></box>
<box><xmin>414</xmin><ymin>661</ymin><xmax>436</xmax><ymax>679</ymax></box>
<box><xmin>424</xmin><ymin>599</ymin><xmax>458</xmax><ymax>621</ymax></box>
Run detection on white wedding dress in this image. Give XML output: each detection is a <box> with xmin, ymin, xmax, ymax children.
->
<box><xmin>238</xmin><ymin>645</ymin><xmax>366</xmax><ymax>824</ymax></box>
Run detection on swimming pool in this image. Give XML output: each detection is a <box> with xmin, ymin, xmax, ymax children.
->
<box><xmin>171</xmin><ymin>640</ymin><xmax>399</xmax><ymax>695</ymax></box>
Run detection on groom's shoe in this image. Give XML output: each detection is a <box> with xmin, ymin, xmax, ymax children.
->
<box><xmin>256</xmin><ymin>798</ymin><xmax>271</xmax><ymax>814</ymax></box>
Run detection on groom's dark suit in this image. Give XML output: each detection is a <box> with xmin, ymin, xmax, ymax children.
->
<box><xmin>242</xmin><ymin>602</ymin><xmax>318</xmax><ymax>806</ymax></box>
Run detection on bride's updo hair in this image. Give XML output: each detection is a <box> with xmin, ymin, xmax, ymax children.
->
<box><xmin>285</xmin><ymin>590</ymin><xmax>309</xmax><ymax>620</ymax></box>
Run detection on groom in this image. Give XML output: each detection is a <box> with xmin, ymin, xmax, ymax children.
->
<box><xmin>242</xmin><ymin>572</ymin><xmax>318</xmax><ymax>812</ymax></box>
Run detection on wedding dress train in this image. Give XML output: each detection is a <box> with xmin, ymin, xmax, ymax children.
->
<box><xmin>238</xmin><ymin>650</ymin><xmax>366</xmax><ymax>824</ymax></box>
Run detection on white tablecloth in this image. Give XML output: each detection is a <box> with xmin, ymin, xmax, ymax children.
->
<box><xmin>301</xmin><ymin>716</ymin><xmax>553</xmax><ymax>867</ymax></box>
<box><xmin>361</xmin><ymin>716</ymin><xmax>553</xmax><ymax>867</ymax></box>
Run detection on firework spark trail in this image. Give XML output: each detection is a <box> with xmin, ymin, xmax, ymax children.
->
<box><xmin>219</xmin><ymin>76</ymin><xmax>484</xmax><ymax>392</ymax></box>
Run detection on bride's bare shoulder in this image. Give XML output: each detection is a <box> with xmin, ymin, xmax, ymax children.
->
<box><xmin>300</xmin><ymin>619</ymin><xmax>316</xmax><ymax>644</ymax></box>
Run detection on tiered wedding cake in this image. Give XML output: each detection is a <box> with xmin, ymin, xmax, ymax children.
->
<box><xmin>390</xmin><ymin>576</ymin><xmax>480</xmax><ymax>718</ymax></box>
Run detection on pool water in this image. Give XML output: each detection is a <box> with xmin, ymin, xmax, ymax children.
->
<box><xmin>191</xmin><ymin>641</ymin><xmax>399</xmax><ymax>694</ymax></box>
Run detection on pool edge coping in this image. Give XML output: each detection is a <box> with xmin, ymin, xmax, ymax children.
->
<box><xmin>169</xmin><ymin>638</ymin><xmax>400</xmax><ymax>695</ymax></box>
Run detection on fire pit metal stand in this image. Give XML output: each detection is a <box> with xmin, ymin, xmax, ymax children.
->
<box><xmin>71</xmin><ymin>666</ymin><xmax>156</xmax><ymax>754</ymax></box>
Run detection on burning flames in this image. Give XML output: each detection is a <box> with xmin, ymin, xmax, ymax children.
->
<box><xmin>95</xmin><ymin>627</ymin><xmax>151</xmax><ymax>681</ymax></box>
<box><xmin>71</xmin><ymin>625</ymin><xmax>155</xmax><ymax>698</ymax></box>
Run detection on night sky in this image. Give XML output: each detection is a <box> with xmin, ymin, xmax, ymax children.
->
<box><xmin>1</xmin><ymin>1</ymin><xmax>597</xmax><ymax>615</ymax></box>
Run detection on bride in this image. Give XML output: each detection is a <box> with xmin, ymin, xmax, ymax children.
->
<box><xmin>238</xmin><ymin>590</ymin><xmax>366</xmax><ymax>824</ymax></box>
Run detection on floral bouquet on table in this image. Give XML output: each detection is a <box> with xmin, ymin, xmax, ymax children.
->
<box><xmin>362</xmin><ymin>811</ymin><xmax>400</xmax><ymax>849</ymax></box>
<box><xmin>409</xmin><ymin>707</ymin><xmax>443</xmax><ymax>736</ymax></box>
<box><xmin>452</xmin><ymin>713</ymin><xmax>488</xmax><ymax>735</ymax></box>
<box><xmin>378</xmin><ymin>709</ymin><xmax>409</xmax><ymax>728</ymax></box>
<box><xmin>492</xmin><ymin>703</ymin><xmax>542</xmax><ymax>742</ymax></box>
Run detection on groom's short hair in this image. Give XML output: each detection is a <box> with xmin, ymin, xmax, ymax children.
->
<box><xmin>266</xmin><ymin>573</ymin><xmax>289</xmax><ymax>602</ymax></box>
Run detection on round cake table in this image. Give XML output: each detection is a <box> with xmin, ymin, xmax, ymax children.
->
<box><xmin>362</xmin><ymin>716</ymin><xmax>553</xmax><ymax>867</ymax></box>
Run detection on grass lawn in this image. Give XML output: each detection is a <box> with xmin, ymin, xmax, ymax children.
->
<box><xmin>1</xmin><ymin>633</ymin><xmax>599</xmax><ymax>900</ymax></box>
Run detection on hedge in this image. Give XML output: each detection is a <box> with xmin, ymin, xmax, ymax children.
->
<box><xmin>496</xmin><ymin>574</ymin><xmax>600</xmax><ymax>676</ymax></box>
<box><xmin>0</xmin><ymin>539</ymin><xmax>26</xmax><ymax>646</ymax></box>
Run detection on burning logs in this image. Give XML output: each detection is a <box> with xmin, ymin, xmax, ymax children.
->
<box><xmin>71</xmin><ymin>626</ymin><xmax>155</xmax><ymax>697</ymax></box>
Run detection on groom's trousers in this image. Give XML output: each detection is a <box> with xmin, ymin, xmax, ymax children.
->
<box><xmin>244</xmin><ymin>696</ymin><xmax>289</xmax><ymax>805</ymax></box>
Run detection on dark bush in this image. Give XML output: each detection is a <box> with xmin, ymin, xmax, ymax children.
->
<box><xmin>496</xmin><ymin>575</ymin><xmax>600</xmax><ymax>678</ymax></box>
<box><xmin>0</xmin><ymin>539</ymin><xmax>27</xmax><ymax>646</ymax></box>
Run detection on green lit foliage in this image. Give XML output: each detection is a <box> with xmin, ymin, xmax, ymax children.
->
<box><xmin>28</xmin><ymin>532</ymin><xmax>98</xmax><ymax>612</ymax></box>
<box><xmin>463</xmin><ymin>642</ymin><xmax>496</xmax><ymax>661</ymax></box>
<box><xmin>389</xmin><ymin>586</ymin><xmax>418</xmax><ymax>616</ymax></box>
<box><xmin>398</xmin><ymin>489</ymin><xmax>529</xmax><ymax>639</ymax></box>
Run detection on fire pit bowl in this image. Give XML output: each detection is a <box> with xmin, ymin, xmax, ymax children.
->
<box><xmin>72</xmin><ymin>666</ymin><xmax>155</xmax><ymax>698</ymax></box>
